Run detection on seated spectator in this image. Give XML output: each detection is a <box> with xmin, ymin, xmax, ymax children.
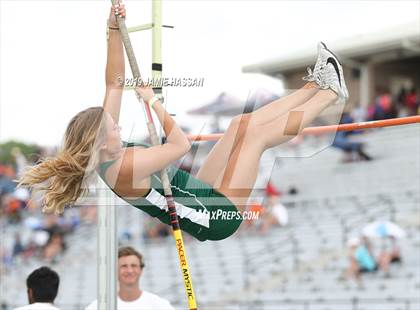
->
<box><xmin>259</xmin><ymin>182</ymin><xmax>289</xmax><ymax>234</ymax></box>
<box><xmin>405</xmin><ymin>87</ymin><xmax>418</xmax><ymax>116</ymax></box>
<box><xmin>43</xmin><ymin>232</ymin><xmax>66</xmax><ymax>264</ymax></box>
<box><xmin>0</xmin><ymin>173</ymin><xmax>16</xmax><ymax>197</ymax></box>
<box><xmin>12</xmin><ymin>233</ymin><xmax>24</xmax><ymax>258</ymax></box>
<box><xmin>369</xmin><ymin>88</ymin><xmax>397</xmax><ymax>120</ymax></box>
<box><xmin>143</xmin><ymin>218</ymin><xmax>171</xmax><ymax>240</ymax></box>
<box><xmin>375</xmin><ymin>236</ymin><xmax>403</xmax><ymax>278</ymax></box>
<box><xmin>13</xmin><ymin>266</ymin><xmax>60</xmax><ymax>310</ymax></box>
<box><xmin>242</xmin><ymin>183</ymin><xmax>288</xmax><ymax>233</ymax></box>
<box><xmin>240</xmin><ymin>199</ymin><xmax>264</xmax><ymax>231</ymax></box>
<box><xmin>351</xmin><ymin>102</ymin><xmax>367</xmax><ymax>123</ymax></box>
<box><xmin>332</xmin><ymin>112</ymin><xmax>372</xmax><ymax>162</ymax></box>
<box><xmin>396</xmin><ymin>87</ymin><xmax>409</xmax><ymax>116</ymax></box>
<box><xmin>1</xmin><ymin>166</ymin><xmax>17</xmax><ymax>207</ymax></box>
<box><xmin>79</xmin><ymin>205</ymin><xmax>97</xmax><ymax>224</ymax></box>
<box><xmin>388</xmin><ymin>236</ymin><xmax>402</xmax><ymax>263</ymax></box>
<box><xmin>346</xmin><ymin>237</ymin><xmax>378</xmax><ymax>284</ymax></box>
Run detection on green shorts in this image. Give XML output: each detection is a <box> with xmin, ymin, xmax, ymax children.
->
<box><xmin>99</xmin><ymin>142</ymin><xmax>242</xmax><ymax>241</ymax></box>
<box><xmin>124</xmin><ymin>165</ymin><xmax>243</xmax><ymax>241</ymax></box>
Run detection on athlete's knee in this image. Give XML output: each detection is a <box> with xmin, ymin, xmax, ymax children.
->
<box><xmin>229</xmin><ymin>113</ymin><xmax>256</xmax><ymax>142</ymax></box>
<box><xmin>230</xmin><ymin>113</ymin><xmax>252</xmax><ymax>130</ymax></box>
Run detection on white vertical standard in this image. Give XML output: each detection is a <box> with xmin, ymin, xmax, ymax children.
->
<box><xmin>97</xmin><ymin>179</ymin><xmax>117</xmax><ymax>309</ymax></box>
<box><xmin>152</xmin><ymin>0</ymin><xmax>162</xmax><ymax>85</ymax></box>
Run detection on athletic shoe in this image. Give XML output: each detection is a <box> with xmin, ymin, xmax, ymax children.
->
<box><xmin>303</xmin><ymin>42</ymin><xmax>349</xmax><ymax>101</ymax></box>
<box><xmin>302</xmin><ymin>42</ymin><xmax>329</xmax><ymax>85</ymax></box>
<box><xmin>320</xmin><ymin>57</ymin><xmax>348</xmax><ymax>101</ymax></box>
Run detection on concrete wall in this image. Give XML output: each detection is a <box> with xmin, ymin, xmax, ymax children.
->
<box><xmin>374</xmin><ymin>57</ymin><xmax>420</xmax><ymax>94</ymax></box>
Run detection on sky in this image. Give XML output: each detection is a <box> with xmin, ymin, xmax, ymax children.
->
<box><xmin>1</xmin><ymin>0</ymin><xmax>419</xmax><ymax>147</ymax></box>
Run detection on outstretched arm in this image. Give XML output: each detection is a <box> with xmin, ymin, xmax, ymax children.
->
<box><xmin>103</xmin><ymin>2</ymin><xmax>126</xmax><ymax>123</ymax></box>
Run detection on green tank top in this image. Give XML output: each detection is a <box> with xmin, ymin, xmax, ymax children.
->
<box><xmin>98</xmin><ymin>141</ymin><xmax>153</xmax><ymax>198</ymax></box>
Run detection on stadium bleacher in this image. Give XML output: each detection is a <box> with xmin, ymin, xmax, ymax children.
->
<box><xmin>1</xmin><ymin>124</ymin><xmax>419</xmax><ymax>310</ymax></box>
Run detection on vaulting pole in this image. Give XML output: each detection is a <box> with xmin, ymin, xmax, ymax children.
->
<box><xmin>186</xmin><ymin>116</ymin><xmax>420</xmax><ymax>141</ymax></box>
<box><xmin>110</xmin><ymin>1</ymin><xmax>198</xmax><ymax>308</ymax></box>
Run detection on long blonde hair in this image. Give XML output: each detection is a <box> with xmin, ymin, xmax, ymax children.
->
<box><xmin>19</xmin><ymin>107</ymin><xmax>107</xmax><ymax>214</ymax></box>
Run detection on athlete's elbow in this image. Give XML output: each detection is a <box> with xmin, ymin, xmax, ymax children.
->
<box><xmin>167</xmin><ymin>141</ymin><xmax>190</xmax><ymax>157</ymax></box>
<box><xmin>178</xmin><ymin>141</ymin><xmax>191</xmax><ymax>155</ymax></box>
<box><xmin>106</xmin><ymin>74</ymin><xmax>125</xmax><ymax>89</ymax></box>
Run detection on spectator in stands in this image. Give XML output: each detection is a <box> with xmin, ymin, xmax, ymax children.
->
<box><xmin>0</xmin><ymin>165</ymin><xmax>17</xmax><ymax>207</ymax></box>
<box><xmin>240</xmin><ymin>198</ymin><xmax>264</xmax><ymax>231</ymax></box>
<box><xmin>43</xmin><ymin>232</ymin><xmax>66</xmax><ymax>264</ymax></box>
<box><xmin>332</xmin><ymin>112</ymin><xmax>373</xmax><ymax>162</ymax></box>
<box><xmin>346</xmin><ymin>237</ymin><xmax>378</xmax><ymax>284</ymax></box>
<box><xmin>405</xmin><ymin>87</ymin><xmax>418</xmax><ymax>116</ymax></box>
<box><xmin>85</xmin><ymin>246</ymin><xmax>174</xmax><ymax>310</ymax></box>
<box><xmin>0</xmin><ymin>247</ymin><xmax>12</xmax><ymax>273</ymax></box>
<box><xmin>12</xmin><ymin>233</ymin><xmax>24</xmax><ymax>258</ymax></box>
<box><xmin>79</xmin><ymin>204</ymin><xmax>97</xmax><ymax>224</ymax></box>
<box><xmin>259</xmin><ymin>182</ymin><xmax>289</xmax><ymax>234</ymax></box>
<box><xmin>1</xmin><ymin>172</ymin><xmax>15</xmax><ymax>198</ymax></box>
<box><xmin>396</xmin><ymin>88</ymin><xmax>408</xmax><ymax>116</ymax></box>
<box><xmin>14</xmin><ymin>266</ymin><xmax>60</xmax><ymax>310</ymax></box>
<box><xmin>41</xmin><ymin>215</ymin><xmax>68</xmax><ymax>263</ymax></box>
<box><xmin>374</xmin><ymin>236</ymin><xmax>403</xmax><ymax>278</ymax></box>
<box><xmin>368</xmin><ymin>88</ymin><xmax>397</xmax><ymax>121</ymax></box>
<box><xmin>350</xmin><ymin>102</ymin><xmax>367</xmax><ymax>123</ymax></box>
<box><xmin>387</xmin><ymin>236</ymin><xmax>402</xmax><ymax>264</ymax></box>
<box><xmin>143</xmin><ymin>218</ymin><xmax>171</xmax><ymax>240</ymax></box>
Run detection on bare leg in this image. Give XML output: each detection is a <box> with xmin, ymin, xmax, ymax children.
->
<box><xmin>258</xmin><ymin>89</ymin><xmax>337</xmax><ymax>149</ymax></box>
<box><xmin>346</xmin><ymin>258</ymin><xmax>359</xmax><ymax>280</ymax></box>
<box><xmin>248</xmin><ymin>82</ymin><xmax>319</xmax><ymax>126</ymax></box>
<box><xmin>210</xmin><ymin>89</ymin><xmax>337</xmax><ymax>209</ymax></box>
<box><xmin>378</xmin><ymin>252</ymin><xmax>391</xmax><ymax>275</ymax></box>
<box><xmin>196</xmin><ymin>82</ymin><xmax>318</xmax><ymax>186</ymax></box>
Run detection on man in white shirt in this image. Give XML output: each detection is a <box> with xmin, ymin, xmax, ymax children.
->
<box><xmin>14</xmin><ymin>266</ymin><xmax>60</xmax><ymax>310</ymax></box>
<box><xmin>85</xmin><ymin>246</ymin><xmax>174</xmax><ymax>310</ymax></box>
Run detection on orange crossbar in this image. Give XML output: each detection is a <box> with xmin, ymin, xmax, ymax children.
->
<box><xmin>186</xmin><ymin>116</ymin><xmax>420</xmax><ymax>142</ymax></box>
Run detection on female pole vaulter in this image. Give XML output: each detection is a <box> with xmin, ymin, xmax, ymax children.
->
<box><xmin>19</xmin><ymin>3</ymin><xmax>348</xmax><ymax>242</ymax></box>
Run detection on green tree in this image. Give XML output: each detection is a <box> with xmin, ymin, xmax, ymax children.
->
<box><xmin>0</xmin><ymin>140</ymin><xmax>40</xmax><ymax>164</ymax></box>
